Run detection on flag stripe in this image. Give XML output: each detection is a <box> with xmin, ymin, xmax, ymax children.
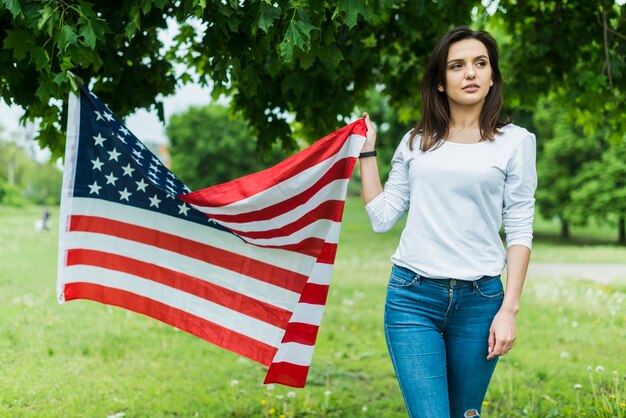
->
<box><xmin>66</xmin><ymin>249</ymin><xmax>292</xmax><ymax>328</ymax></box>
<box><xmin>182</xmin><ymin>128</ymin><xmax>366</xmax><ymax>207</ymax></box>
<box><xmin>223</xmin><ymin>200</ymin><xmax>345</xmax><ymax>239</ymax></box>
<box><xmin>263</xmin><ymin>362</ymin><xmax>310</xmax><ymax>388</ymax></box>
<box><xmin>64</xmin><ymin>282</ymin><xmax>277</xmax><ymax>365</ymax></box>
<box><xmin>278</xmin><ymin>322</ymin><xmax>320</xmax><ymax>345</ymax></box>
<box><xmin>68</xmin><ymin>198</ymin><xmax>316</xmax><ymax>275</ymax></box>
<box><xmin>64</xmin><ymin>232</ymin><xmax>301</xmax><ymax>312</ymax></box>
<box><xmin>62</xmin><ymin>265</ymin><xmax>284</xmax><ymax>346</ymax></box>
<box><xmin>69</xmin><ymin>215</ymin><xmax>309</xmax><ymax>293</ymax></box>
<box><xmin>298</xmin><ymin>283</ymin><xmax>330</xmax><ymax>306</ymax></box>
<box><xmin>189</xmin><ymin>159</ymin><xmax>355</xmax><ymax>223</ymax></box>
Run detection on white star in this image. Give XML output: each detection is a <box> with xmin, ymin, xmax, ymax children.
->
<box><xmin>178</xmin><ymin>203</ymin><xmax>190</xmax><ymax>216</ymax></box>
<box><xmin>88</xmin><ymin>181</ymin><xmax>101</xmax><ymax>195</ymax></box>
<box><xmin>94</xmin><ymin>111</ymin><xmax>103</xmax><ymax>121</ymax></box>
<box><xmin>103</xmin><ymin>112</ymin><xmax>114</xmax><ymax>121</ymax></box>
<box><xmin>167</xmin><ymin>171</ymin><xmax>175</xmax><ymax>178</ymax></box>
<box><xmin>122</xmin><ymin>163</ymin><xmax>135</xmax><ymax>177</ymax></box>
<box><xmin>119</xmin><ymin>126</ymin><xmax>130</xmax><ymax>136</ymax></box>
<box><xmin>116</xmin><ymin>134</ymin><xmax>127</xmax><ymax>144</ymax></box>
<box><xmin>132</xmin><ymin>149</ymin><xmax>143</xmax><ymax>160</ymax></box>
<box><xmin>166</xmin><ymin>194</ymin><xmax>175</xmax><ymax>199</ymax></box>
<box><xmin>183</xmin><ymin>185</ymin><xmax>191</xmax><ymax>193</ymax></box>
<box><xmin>151</xmin><ymin>156</ymin><xmax>161</xmax><ymax>165</ymax></box>
<box><xmin>149</xmin><ymin>195</ymin><xmax>162</xmax><ymax>208</ymax></box>
<box><xmin>135</xmin><ymin>141</ymin><xmax>146</xmax><ymax>150</ymax></box>
<box><xmin>149</xmin><ymin>163</ymin><xmax>159</xmax><ymax>173</ymax></box>
<box><xmin>91</xmin><ymin>157</ymin><xmax>104</xmax><ymax>171</ymax></box>
<box><xmin>93</xmin><ymin>133</ymin><xmax>106</xmax><ymax>146</ymax></box>
<box><xmin>107</xmin><ymin>148</ymin><xmax>121</xmax><ymax>162</ymax></box>
<box><xmin>118</xmin><ymin>187</ymin><xmax>132</xmax><ymax>201</ymax></box>
<box><xmin>104</xmin><ymin>172</ymin><xmax>118</xmax><ymax>185</ymax></box>
<box><xmin>135</xmin><ymin>178</ymin><xmax>148</xmax><ymax>192</ymax></box>
<box><xmin>148</xmin><ymin>171</ymin><xmax>159</xmax><ymax>179</ymax></box>
<box><xmin>165</xmin><ymin>177</ymin><xmax>174</xmax><ymax>185</ymax></box>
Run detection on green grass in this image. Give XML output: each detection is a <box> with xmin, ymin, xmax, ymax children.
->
<box><xmin>0</xmin><ymin>201</ymin><xmax>624</xmax><ymax>417</ymax></box>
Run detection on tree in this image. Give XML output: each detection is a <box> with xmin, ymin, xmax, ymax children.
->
<box><xmin>0</xmin><ymin>0</ymin><xmax>479</xmax><ymax>156</ymax></box>
<box><xmin>532</xmin><ymin>96</ymin><xmax>604</xmax><ymax>239</ymax></box>
<box><xmin>166</xmin><ymin>104</ymin><xmax>286</xmax><ymax>190</ymax></box>
<box><xmin>569</xmin><ymin>143</ymin><xmax>626</xmax><ymax>244</ymax></box>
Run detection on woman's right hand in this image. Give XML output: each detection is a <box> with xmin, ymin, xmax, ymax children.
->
<box><xmin>361</xmin><ymin>112</ymin><xmax>377</xmax><ymax>152</ymax></box>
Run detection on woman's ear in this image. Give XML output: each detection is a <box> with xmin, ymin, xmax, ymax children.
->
<box><xmin>437</xmin><ymin>84</ymin><xmax>444</xmax><ymax>92</ymax></box>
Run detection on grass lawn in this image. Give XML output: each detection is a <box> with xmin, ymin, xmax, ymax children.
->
<box><xmin>0</xmin><ymin>200</ymin><xmax>624</xmax><ymax>417</ymax></box>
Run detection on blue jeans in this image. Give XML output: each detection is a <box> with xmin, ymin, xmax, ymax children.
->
<box><xmin>384</xmin><ymin>264</ymin><xmax>504</xmax><ymax>418</ymax></box>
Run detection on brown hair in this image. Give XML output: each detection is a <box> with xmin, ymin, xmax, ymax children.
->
<box><xmin>409</xmin><ymin>26</ymin><xmax>510</xmax><ymax>151</ymax></box>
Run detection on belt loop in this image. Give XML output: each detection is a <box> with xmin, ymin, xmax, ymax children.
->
<box><xmin>472</xmin><ymin>280</ymin><xmax>478</xmax><ymax>294</ymax></box>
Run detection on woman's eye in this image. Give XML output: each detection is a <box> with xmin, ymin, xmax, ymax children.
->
<box><xmin>450</xmin><ymin>64</ymin><xmax>462</xmax><ymax>70</ymax></box>
<box><xmin>476</xmin><ymin>61</ymin><xmax>486</xmax><ymax>67</ymax></box>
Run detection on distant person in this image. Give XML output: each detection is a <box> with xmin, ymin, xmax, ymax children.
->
<box><xmin>358</xmin><ymin>26</ymin><xmax>537</xmax><ymax>417</ymax></box>
<box><xmin>41</xmin><ymin>206</ymin><xmax>50</xmax><ymax>231</ymax></box>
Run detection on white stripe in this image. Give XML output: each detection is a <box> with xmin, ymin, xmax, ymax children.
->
<box><xmin>59</xmin><ymin>232</ymin><xmax>301</xmax><ymax>311</ymax></box>
<box><xmin>211</xmin><ymin>180</ymin><xmax>348</xmax><ymax>232</ymax></box>
<box><xmin>271</xmin><ymin>342</ymin><xmax>315</xmax><ymax>366</ymax></box>
<box><xmin>308</xmin><ymin>263</ymin><xmax>334</xmax><ymax>285</ymax></box>
<box><xmin>58</xmin><ymin>91</ymin><xmax>81</xmax><ymax>303</ymax></box>
<box><xmin>193</xmin><ymin>134</ymin><xmax>365</xmax><ymax>214</ymax></box>
<box><xmin>63</xmin><ymin>265</ymin><xmax>285</xmax><ymax>346</ymax></box>
<box><xmin>289</xmin><ymin>303</ymin><xmax>326</xmax><ymax>325</ymax></box>
<box><xmin>69</xmin><ymin>198</ymin><xmax>316</xmax><ymax>274</ymax></box>
<box><xmin>238</xmin><ymin>220</ymin><xmax>341</xmax><ymax>246</ymax></box>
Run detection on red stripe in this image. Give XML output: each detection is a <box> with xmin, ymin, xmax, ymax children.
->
<box><xmin>181</xmin><ymin>120</ymin><xmax>366</xmax><ymax>207</ymax></box>
<box><xmin>64</xmin><ymin>282</ymin><xmax>277</xmax><ymax>366</ymax></box>
<box><xmin>263</xmin><ymin>362</ymin><xmax>310</xmax><ymax>388</ymax></box>
<box><xmin>279</xmin><ymin>322</ymin><xmax>320</xmax><ymax>345</ymax></box>
<box><xmin>318</xmin><ymin>242</ymin><xmax>338</xmax><ymax>264</ymax></box>
<box><xmin>227</xmin><ymin>200</ymin><xmax>345</xmax><ymax>240</ymax></box>
<box><xmin>190</xmin><ymin>159</ymin><xmax>354</xmax><ymax>224</ymax></box>
<box><xmin>66</xmin><ymin>249</ymin><xmax>292</xmax><ymax>328</ymax></box>
<box><xmin>298</xmin><ymin>283</ymin><xmax>329</xmax><ymax>306</ymax></box>
<box><xmin>69</xmin><ymin>215</ymin><xmax>309</xmax><ymax>293</ymax></box>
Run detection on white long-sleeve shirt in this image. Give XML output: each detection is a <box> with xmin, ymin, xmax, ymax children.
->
<box><xmin>365</xmin><ymin>124</ymin><xmax>537</xmax><ymax>281</ymax></box>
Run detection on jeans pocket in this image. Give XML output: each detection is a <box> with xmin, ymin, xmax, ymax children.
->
<box><xmin>475</xmin><ymin>278</ymin><xmax>504</xmax><ymax>298</ymax></box>
<box><xmin>388</xmin><ymin>266</ymin><xmax>417</xmax><ymax>288</ymax></box>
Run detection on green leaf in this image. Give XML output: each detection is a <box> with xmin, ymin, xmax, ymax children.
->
<box><xmin>3</xmin><ymin>29</ymin><xmax>34</xmax><ymax>61</ymax></box>
<box><xmin>257</xmin><ymin>2</ymin><xmax>280</xmax><ymax>33</ymax></box>
<box><xmin>30</xmin><ymin>46</ymin><xmax>50</xmax><ymax>71</ymax></box>
<box><xmin>278</xmin><ymin>20</ymin><xmax>318</xmax><ymax>63</ymax></box>
<box><xmin>2</xmin><ymin>0</ymin><xmax>22</xmax><ymax>17</ymax></box>
<box><xmin>338</xmin><ymin>0</ymin><xmax>367</xmax><ymax>29</ymax></box>
<box><xmin>37</xmin><ymin>5</ymin><xmax>54</xmax><ymax>31</ymax></box>
<box><xmin>56</xmin><ymin>25</ymin><xmax>78</xmax><ymax>51</ymax></box>
<box><xmin>79</xmin><ymin>19</ymin><xmax>97</xmax><ymax>49</ymax></box>
<box><xmin>53</xmin><ymin>71</ymin><xmax>67</xmax><ymax>85</ymax></box>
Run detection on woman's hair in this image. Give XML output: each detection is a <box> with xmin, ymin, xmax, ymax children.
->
<box><xmin>409</xmin><ymin>26</ymin><xmax>510</xmax><ymax>151</ymax></box>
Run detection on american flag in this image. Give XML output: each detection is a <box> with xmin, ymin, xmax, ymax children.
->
<box><xmin>57</xmin><ymin>83</ymin><xmax>367</xmax><ymax>387</ymax></box>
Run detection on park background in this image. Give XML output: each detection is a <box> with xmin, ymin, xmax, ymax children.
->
<box><xmin>1</xmin><ymin>0</ymin><xmax>625</xmax><ymax>416</ymax></box>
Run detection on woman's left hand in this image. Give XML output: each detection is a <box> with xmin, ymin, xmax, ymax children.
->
<box><xmin>487</xmin><ymin>309</ymin><xmax>517</xmax><ymax>360</ymax></box>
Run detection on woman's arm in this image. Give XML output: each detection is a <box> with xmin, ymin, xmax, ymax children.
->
<box><xmin>486</xmin><ymin>242</ymin><xmax>531</xmax><ymax>360</ymax></box>
<box><xmin>360</xmin><ymin>113</ymin><xmax>383</xmax><ymax>205</ymax></box>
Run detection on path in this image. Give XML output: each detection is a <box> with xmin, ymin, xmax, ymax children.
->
<box><xmin>528</xmin><ymin>262</ymin><xmax>626</xmax><ymax>284</ymax></box>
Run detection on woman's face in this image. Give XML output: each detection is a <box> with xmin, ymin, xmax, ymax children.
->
<box><xmin>438</xmin><ymin>38</ymin><xmax>493</xmax><ymax>108</ymax></box>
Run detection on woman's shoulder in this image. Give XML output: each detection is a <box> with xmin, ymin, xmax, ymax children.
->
<box><xmin>496</xmin><ymin>123</ymin><xmax>536</xmax><ymax>147</ymax></box>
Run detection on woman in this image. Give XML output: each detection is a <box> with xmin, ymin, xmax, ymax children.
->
<box><xmin>359</xmin><ymin>26</ymin><xmax>537</xmax><ymax>418</ymax></box>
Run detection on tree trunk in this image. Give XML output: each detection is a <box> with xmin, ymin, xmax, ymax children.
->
<box><xmin>619</xmin><ymin>216</ymin><xmax>625</xmax><ymax>245</ymax></box>
<box><xmin>561</xmin><ymin>221</ymin><xmax>570</xmax><ymax>240</ymax></box>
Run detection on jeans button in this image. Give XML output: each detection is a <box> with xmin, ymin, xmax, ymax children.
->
<box><xmin>450</xmin><ymin>279</ymin><xmax>457</xmax><ymax>287</ymax></box>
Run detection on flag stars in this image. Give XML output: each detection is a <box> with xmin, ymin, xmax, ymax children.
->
<box><xmin>178</xmin><ymin>203</ymin><xmax>190</xmax><ymax>216</ymax></box>
<box><xmin>118</xmin><ymin>187</ymin><xmax>132</xmax><ymax>201</ymax></box>
<box><xmin>122</xmin><ymin>163</ymin><xmax>135</xmax><ymax>177</ymax></box>
<box><xmin>93</xmin><ymin>133</ymin><xmax>107</xmax><ymax>146</ymax></box>
<box><xmin>94</xmin><ymin>111</ymin><xmax>104</xmax><ymax>121</ymax></box>
<box><xmin>119</xmin><ymin>126</ymin><xmax>130</xmax><ymax>136</ymax></box>
<box><xmin>149</xmin><ymin>163</ymin><xmax>160</xmax><ymax>173</ymax></box>
<box><xmin>105</xmin><ymin>172</ymin><xmax>119</xmax><ymax>185</ymax></box>
<box><xmin>103</xmin><ymin>112</ymin><xmax>114</xmax><ymax>122</ymax></box>
<box><xmin>91</xmin><ymin>157</ymin><xmax>104</xmax><ymax>171</ymax></box>
<box><xmin>88</xmin><ymin>181</ymin><xmax>102</xmax><ymax>195</ymax></box>
<box><xmin>148</xmin><ymin>171</ymin><xmax>159</xmax><ymax>180</ymax></box>
<box><xmin>149</xmin><ymin>195</ymin><xmax>162</xmax><ymax>208</ymax></box>
<box><xmin>107</xmin><ymin>148</ymin><xmax>121</xmax><ymax>162</ymax></box>
<box><xmin>116</xmin><ymin>134</ymin><xmax>127</xmax><ymax>144</ymax></box>
<box><xmin>135</xmin><ymin>178</ymin><xmax>148</xmax><ymax>192</ymax></box>
<box><xmin>165</xmin><ymin>177</ymin><xmax>175</xmax><ymax>186</ymax></box>
<box><xmin>132</xmin><ymin>149</ymin><xmax>144</xmax><ymax>160</ymax></box>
